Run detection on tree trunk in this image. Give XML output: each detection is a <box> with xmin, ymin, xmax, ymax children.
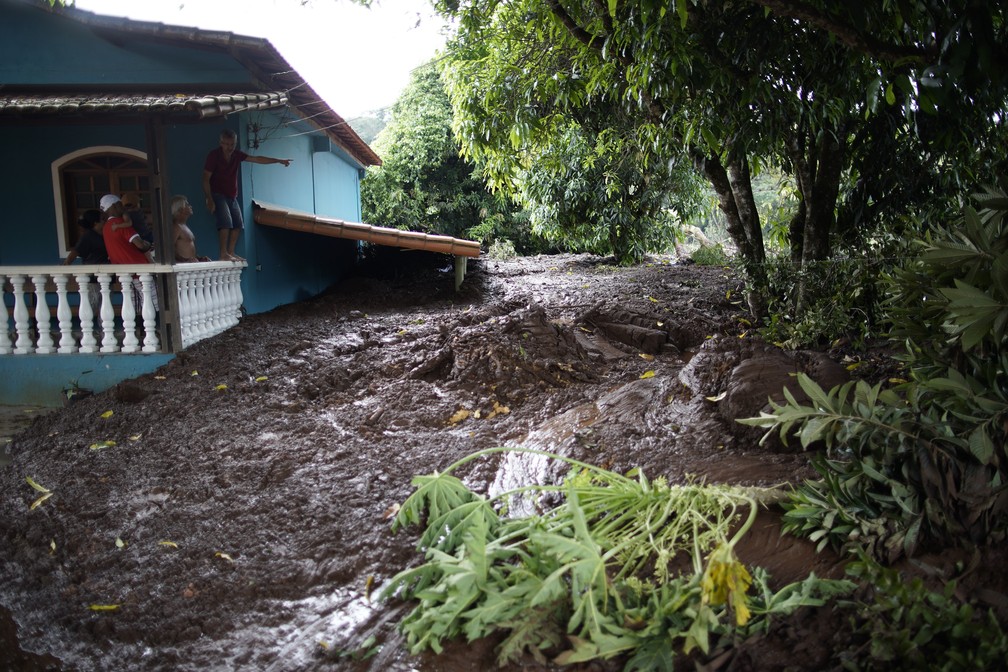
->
<box><xmin>694</xmin><ymin>150</ymin><xmax>768</xmax><ymax>317</ymax></box>
<box><xmin>786</xmin><ymin>126</ymin><xmax>846</xmax><ymax>314</ymax></box>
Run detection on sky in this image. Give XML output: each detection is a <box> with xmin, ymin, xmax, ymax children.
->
<box><xmin>74</xmin><ymin>0</ymin><xmax>449</xmax><ymax>120</ymax></box>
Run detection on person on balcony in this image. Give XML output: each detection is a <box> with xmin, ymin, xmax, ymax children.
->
<box><xmin>202</xmin><ymin>128</ymin><xmax>292</xmax><ymax>262</ymax></box>
<box><xmin>100</xmin><ymin>194</ymin><xmax>157</xmax><ymax>312</ymax></box>
<box><xmin>170</xmin><ymin>195</ymin><xmax>211</xmax><ymax>263</ymax></box>
<box><xmin>62</xmin><ymin>209</ymin><xmax>108</xmax><ymax>265</ymax></box>
<box><xmin>101</xmin><ymin>195</ymin><xmax>153</xmax><ymax>264</ymax></box>
<box><xmin>120</xmin><ymin>192</ymin><xmax>154</xmax><ymax>244</ymax></box>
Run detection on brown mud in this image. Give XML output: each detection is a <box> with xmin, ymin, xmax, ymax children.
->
<box><xmin>1</xmin><ymin>253</ymin><xmax>1005</xmax><ymax>671</ymax></box>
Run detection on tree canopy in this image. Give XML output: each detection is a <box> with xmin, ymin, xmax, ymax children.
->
<box><xmin>361</xmin><ymin>61</ymin><xmax>518</xmax><ymax>244</ymax></box>
<box><xmin>436</xmin><ymin>0</ymin><xmax>1008</xmax><ymax>315</ymax></box>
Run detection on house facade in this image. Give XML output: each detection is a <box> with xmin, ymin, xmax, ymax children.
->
<box><xmin>0</xmin><ymin>0</ymin><xmax>389</xmax><ymax>404</ymax></box>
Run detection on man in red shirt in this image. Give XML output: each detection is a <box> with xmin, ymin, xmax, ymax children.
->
<box><xmin>101</xmin><ymin>194</ymin><xmax>152</xmax><ymax>264</ymax></box>
<box><xmin>100</xmin><ymin>194</ymin><xmax>157</xmax><ymax>312</ymax></box>
<box><xmin>201</xmin><ymin>128</ymin><xmax>292</xmax><ymax>262</ymax></box>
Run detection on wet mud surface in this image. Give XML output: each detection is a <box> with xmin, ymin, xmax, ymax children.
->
<box><xmin>2</xmin><ymin>253</ymin><xmax>1005</xmax><ymax>671</ymax></box>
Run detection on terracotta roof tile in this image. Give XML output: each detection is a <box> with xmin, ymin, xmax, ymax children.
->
<box><xmin>16</xmin><ymin>1</ymin><xmax>380</xmax><ymax>167</ymax></box>
<box><xmin>0</xmin><ymin>92</ymin><xmax>289</xmax><ymax>117</ymax></box>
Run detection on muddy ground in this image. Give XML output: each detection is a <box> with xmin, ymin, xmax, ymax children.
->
<box><xmin>1</xmin><ymin>253</ymin><xmax>1005</xmax><ymax>671</ymax></box>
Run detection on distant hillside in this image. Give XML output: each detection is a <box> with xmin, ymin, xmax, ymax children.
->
<box><xmin>349</xmin><ymin>108</ymin><xmax>392</xmax><ymax>146</ymax></box>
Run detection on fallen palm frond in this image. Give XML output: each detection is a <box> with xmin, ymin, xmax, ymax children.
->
<box><xmin>382</xmin><ymin>447</ymin><xmax>852</xmax><ymax>668</ymax></box>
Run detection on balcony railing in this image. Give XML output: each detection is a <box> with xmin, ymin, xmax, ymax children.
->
<box><xmin>1</xmin><ymin>262</ymin><xmax>245</xmax><ymax>356</ymax></box>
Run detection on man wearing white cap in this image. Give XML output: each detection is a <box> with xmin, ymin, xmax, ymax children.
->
<box><xmin>100</xmin><ymin>194</ymin><xmax>158</xmax><ymax>312</ymax></box>
<box><xmin>100</xmin><ymin>194</ymin><xmax>153</xmax><ymax>265</ymax></box>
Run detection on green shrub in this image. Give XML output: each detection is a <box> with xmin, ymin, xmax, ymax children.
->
<box><xmin>741</xmin><ymin>180</ymin><xmax>1008</xmax><ymax>559</ymax></box>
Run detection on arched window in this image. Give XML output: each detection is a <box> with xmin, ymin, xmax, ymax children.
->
<box><xmin>51</xmin><ymin>147</ymin><xmax>150</xmax><ymax>256</ymax></box>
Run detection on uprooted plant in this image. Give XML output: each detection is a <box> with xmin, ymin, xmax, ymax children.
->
<box><xmin>741</xmin><ymin>180</ymin><xmax>1008</xmax><ymax>560</ymax></box>
<box><xmin>382</xmin><ymin>447</ymin><xmax>853</xmax><ymax>669</ymax></box>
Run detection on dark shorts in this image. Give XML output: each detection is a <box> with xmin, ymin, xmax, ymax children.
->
<box><xmin>212</xmin><ymin>194</ymin><xmax>244</xmax><ymax>231</ymax></box>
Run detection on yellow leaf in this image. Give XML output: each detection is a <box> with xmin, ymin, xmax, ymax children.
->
<box><xmin>448</xmin><ymin>409</ymin><xmax>471</xmax><ymax>425</ymax></box>
<box><xmin>88</xmin><ymin>604</ymin><xmax>120</xmax><ymax>611</ymax></box>
<box><xmin>317</xmin><ymin>641</ymin><xmax>330</xmax><ymax>651</ymax></box>
<box><xmin>158</xmin><ymin>540</ymin><xmax>178</xmax><ymax>548</ymax></box>
<box><xmin>645</xmin><ymin>295</ymin><xmax>659</xmax><ymax>303</ymax></box>
<box><xmin>474</xmin><ymin>409</ymin><xmax>482</xmax><ymax>419</ymax></box>
<box><xmin>89</xmin><ymin>440</ymin><xmax>116</xmax><ymax>451</ymax></box>
<box><xmin>215</xmin><ymin>552</ymin><xmax>234</xmax><ymax>562</ymax></box>
<box><xmin>640</xmin><ymin>370</ymin><xmax>655</xmax><ymax>379</ymax></box>
<box><xmin>115</xmin><ymin>537</ymin><xmax>126</xmax><ymax>549</ymax></box>
<box><xmin>50</xmin><ymin>539</ymin><xmax>56</xmax><ymax>555</ymax></box>
<box><xmin>100</xmin><ymin>410</ymin><xmax>114</xmax><ymax>419</ymax></box>
<box><xmin>30</xmin><ymin>492</ymin><xmax>53</xmax><ymax>510</ymax></box>
<box><xmin>705</xmin><ymin>391</ymin><xmax>727</xmax><ymax>402</ymax></box>
<box><xmin>845</xmin><ymin>362</ymin><xmax>862</xmax><ymax>371</ymax></box>
<box><xmin>255</xmin><ymin>376</ymin><xmax>268</xmax><ymax>382</ymax></box>
<box><xmin>365</xmin><ymin>574</ymin><xmax>374</xmax><ymax>601</ymax></box>
<box><xmin>639</xmin><ymin>353</ymin><xmax>655</xmax><ymax>361</ymax></box>
<box><xmin>889</xmin><ymin>377</ymin><xmax>908</xmax><ymax>385</ymax></box>
<box><xmin>190</xmin><ymin>370</ymin><xmax>199</xmax><ymax>376</ymax></box>
<box><xmin>128</xmin><ymin>435</ymin><xmax>142</xmax><ymax>442</ymax></box>
<box><xmin>215</xmin><ymin>384</ymin><xmax>228</xmax><ymax>391</ymax></box>
<box><xmin>656</xmin><ymin>321</ymin><xmax>664</xmax><ymax>327</ymax></box>
<box><xmin>25</xmin><ymin>476</ymin><xmax>50</xmax><ymax>493</ymax></box>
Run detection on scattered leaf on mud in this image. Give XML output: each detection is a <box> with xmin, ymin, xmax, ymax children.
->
<box><xmin>383</xmin><ymin>503</ymin><xmax>400</xmax><ymax>520</ymax></box>
<box><xmin>645</xmin><ymin>295</ymin><xmax>659</xmax><ymax>303</ymax></box>
<box><xmin>90</xmin><ymin>440</ymin><xmax>116</xmax><ymax>451</ymax></box>
<box><xmin>254</xmin><ymin>376</ymin><xmax>268</xmax><ymax>382</ymax></box>
<box><xmin>215</xmin><ymin>384</ymin><xmax>228</xmax><ymax>391</ymax></box>
<box><xmin>845</xmin><ymin>362</ymin><xmax>861</xmax><ymax>371</ymax></box>
<box><xmin>448</xmin><ymin>409</ymin><xmax>471</xmax><ymax>425</ymax></box>
<box><xmin>365</xmin><ymin>574</ymin><xmax>374</xmax><ymax>601</ymax></box>
<box><xmin>100</xmin><ymin>410</ymin><xmax>113</xmax><ymax>419</ymax></box>
<box><xmin>639</xmin><ymin>353</ymin><xmax>655</xmax><ymax>361</ymax></box>
<box><xmin>215</xmin><ymin>552</ymin><xmax>234</xmax><ymax>562</ymax></box>
<box><xmin>706</xmin><ymin>391</ymin><xmax>727</xmax><ymax>402</ymax></box>
<box><xmin>115</xmin><ymin>537</ymin><xmax>126</xmax><ymax>549</ymax></box>
<box><xmin>30</xmin><ymin>492</ymin><xmax>53</xmax><ymax>510</ymax></box>
<box><xmin>485</xmin><ymin>401</ymin><xmax>510</xmax><ymax>420</ymax></box>
<box><xmin>657</xmin><ymin>320</ymin><xmax>664</xmax><ymax>326</ymax></box>
<box><xmin>889</xmin><ymin>377</ymin><xmax>908</xmax><ymax>385</ymax></box>
<box><xmin>88</xmin><ymin>604</ymin><xmax>120</xmax><ymax>612</ymax></box>
<box><xmin>128</xmin><ymin>435</ymin><xmax>142</xmax><ymax>442</ymax></box>
<box><xmin>154</xmin><ymin>375</ymin><xmax>166</xmax><ymax>380</ymax></box>
<box><xmin>640</xmin><ymin>370</ymin><xmax>655</xmax><ymax>379</ymax></box>
<box><xmin>50</xmin><ymin>539</ymin><xmax>56</xmax><ymax>554</ymax></box>
<box><xmin>191</xmin><ymin>370</ymin><xmax>199</xmax><ymax>376</ymax></box>
<box><xmin>26</xmin><ymin>476</ymin><xmax>50</xmax><ymax>493</ymax></box>
<box><xmin>158</xmin><ymin>540</ymin><xmax>178</xmax><ymax>548</ymax></box>
<box><xmin>317</xmin><ymin>641</ymin><xmax>330</xmax><ymax>651</ymax></box>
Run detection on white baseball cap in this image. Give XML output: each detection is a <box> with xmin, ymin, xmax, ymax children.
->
<box><xmin>99</xmin><ymin>194</ymin><xmax>121</xmax><ymax>211</ymax></box>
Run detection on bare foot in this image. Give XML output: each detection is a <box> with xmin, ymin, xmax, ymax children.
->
<box><xmin>220</xmin><ymin>252</ymin><xmax>237</xmax><ymax>261</ymax></box>
<box><xmin>230</xmin><ymin>253</ymin><xmax>246</xmax><ymax>262</ymax></box>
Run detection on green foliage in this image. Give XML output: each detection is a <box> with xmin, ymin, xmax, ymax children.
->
<box><xmin>761</xmin><ymin>252</ymin><xmax>893</xmax><ymax>348</ymax></box>
<box><xmin>383</xmin><ymin>448</ymin><xmax>854</xmax><ymax>667</ymax></box>
<box><xmin>360</xmin><ymin>62</ymin><xmax>519</xmax><ymax>243</ymax></box>
<box><xmin>741</xmin><ymin>185</ymin><xmax>1008</xmax><ymax>559</ymax></box>
<box><xmin>439</xmin><ymin>0</ymin><xmax>703</xmax><ymax>264</ymax></box>
<box><xmin>836</xmin><ymin>555</ymin><xmax>1008</xmax><ymax>671</ymax></box>
<box><xmin>689</xmin><ymin>244</ymin><xmax>728</xmax><ymax>268</ymax></box>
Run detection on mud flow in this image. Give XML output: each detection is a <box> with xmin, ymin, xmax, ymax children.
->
<box><xmin>3</xmin><ymin>253</ymin><xmax>1004</xmax><ymax>671</ymax></box>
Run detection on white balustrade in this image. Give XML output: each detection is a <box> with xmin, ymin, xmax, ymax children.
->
<box><xmin>1</xmin><ymin>261</ymin><xmax>244</xmax><ymax>356</ymax></box>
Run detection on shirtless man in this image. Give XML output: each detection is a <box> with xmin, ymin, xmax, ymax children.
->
<box><xmin>170</xmin><ymin>195</ymin><xmax>211</xmax><ymax>263</ymax></box>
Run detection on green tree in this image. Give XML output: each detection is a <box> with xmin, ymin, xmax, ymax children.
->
<box><xmin>360</xmin><ymin>61</ymin><xmax>518</xmax><ymax>245</ymax></box>
<box><xmin>442</xmin><ymin>0</ymin><xmax>702</xmax><ymax>264</ymax></box>
<box><xmin>436</xmin><ymin>0</ymin><xmax>1008</xmax><ymax>315</ymax></box>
